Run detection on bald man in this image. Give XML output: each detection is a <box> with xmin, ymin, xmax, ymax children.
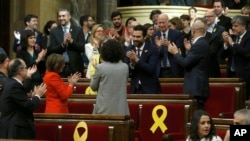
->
<box><xmin>151</xmin><ymin>13</ymin><xmax>185</xmax><ymax>78</ymax></box>
<box><xmin>168</xmin><ymin>18</ymin><xmax>210</xmax><ymax>110</ymax></box>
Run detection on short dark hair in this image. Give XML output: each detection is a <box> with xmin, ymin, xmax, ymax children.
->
<box><xmin>189</xmin><ymin>110</ymin><xmax>216</xmax><ymax>140</ymax></box>
<box><xmin>213</xmin><ymin>0</ymin><xmax>225</xmax><ymax>8</ymax></box>
<box><xmin>180</xmin><ymin>14</ymin><xmax>191</xmax><ymax>21</ymax></box>
<box><xmin>149</xmin><ymin>9</ymin><xmax>162</xmax><ymax>20</ymax></box>
<box><xmin>0</xmin><ymin>54</ymin><xmax>7</xmax><ymax>64</ymax></box>
<box><xmin>79</xmin><ymin>15</ymin><xmax>94</xmax><ymax>26</ymax></box>
<box><xmin>46</xmin><ymin>53</ymin><xmax>65</xmax><ymax>73</ymax></box>
<box><xmin>24</xmin><ymin>14</ymin><xmax>38</xmax><ymax>26</ymax></box>
<box><xmin>20</xmin><ymin>29</ymin><xmax>35</xmax><ymax>51</ymax></box>
<box><xmin>43</xmin><ymin>20</ymin><xmax>57</xmax><ymax>36</ymax></box>
<box><xmin>100</xmin><ymin>39</ymin><xmax>124</xmax><ymax>63</ymax></box>
<box><xmin>133</xmin><ymin>25</ymin><xmax>147</xmax><ymax>37</ymax></box>
<box><xmin>8</xmin><ymin>59</ymin><xmax>24</xmax><ymax>77</ymax></box>
<box><xmin>111</xmin><ymin>11</ymin><xmax>122</xmax><ymax>20</ymax></box>
<box><xmin>143</xmin><ymin>23</ymin><xmax>153</xmax><ymax>30</ymax></box>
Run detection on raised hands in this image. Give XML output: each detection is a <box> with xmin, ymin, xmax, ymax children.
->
<box><xmin>68</xmin><ymin>72</ymin><xmax>82</xmax><ymax>87</ymax></box>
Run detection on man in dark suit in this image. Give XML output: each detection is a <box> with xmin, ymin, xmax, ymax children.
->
<box><xmin>151</xmin><ymin>13</ymin><xmax>184</xmax><ymax>78</ymax></box>
<box><xmin>168</xmin><ymin>18</ymin><xmax>210</xmax><ymax>110</ymax></box>
<box><xmin>205</xmin><ymin>9</ymin><xmax>226</xmax><ymax>77</ymax></box>
<box><xmin>49</xmin><ymin>8</ymin><xmax>85</xmax><ymax>77</ymax></box>
<box><xmin>0</xmin><ymin>59</ymin><xmax>46</xmax><ymax>139</ymax></box>
<box><xmin>125</xmin><ymin>25</ymin><xmax>160</xmax><ymax>94</ymax></box>
<box><xmin>222</xmin><ymin>15</ymin><xmax>250</xmax><ymax>99</ymax></box>
<box><xmin>213</xmin><ymin>0</ymin><xmax>232</xmax><ymax>32</ymax></box>
<box><xmin>13</xmin><ymin>14</ymin><xmax>42</xmax><ymax>52</ymax></box>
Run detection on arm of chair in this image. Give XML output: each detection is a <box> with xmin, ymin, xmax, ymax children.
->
<box><xmin>219</xmin><ymin>112</ymin><xmax>234</xmax><ymax>118</ymax></box>
<box><xmin>166</xmin><ymin>133</ymin><xmax>185</xmax><ymax>140</ymax></box>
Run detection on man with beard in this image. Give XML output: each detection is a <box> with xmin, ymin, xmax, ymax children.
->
<box><xmin>125</xmin><ymin>25</ymin><xmax>160</xmax><ymax>94</ymax></box>
<box><xmin>79</xmin><ymin>15</ymin><xmax>95</xmax><ymax>67</ymax></box>
<box><xmin>105</xmin><ymin>11</ymin><xmax>129</xmax><ymax>41</ymax></box>
<box><xmin>48</xmin><ymin>8</ymin><xmax>85</xmax><ymax>77</ymax></box>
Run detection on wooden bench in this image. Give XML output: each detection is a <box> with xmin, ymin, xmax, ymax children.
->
<box><xmin>37</xmin><ymin>96</ymin><xmax>195</xmax><ymax>141</ymax></box>
<box><xmin>34</xmin><ymin>113</ymin><xmax>134</xmax><ymax>141</ymax></box>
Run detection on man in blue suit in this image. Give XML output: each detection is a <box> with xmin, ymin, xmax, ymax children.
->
<box><xmin>151</xmin><ymin>13</ymin><xmax>185</xmax><ymax>78</ymax></box>
<box><xmin>125</xmin><ymin>25</ymin><xmax>160</xmax><ymax>94</ymax></box>
<box><xmin>168</xmin><ymin>18</ymin><xmax>210</xmax><ymax>110</ymax></box>
<box><xmin>222</xmin><ymin>15</ymin><xmax>250</xmax><ymax>100</ymax></box>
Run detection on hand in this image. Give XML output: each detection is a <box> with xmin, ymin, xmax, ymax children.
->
<box><xmin>27</xmin><ymin>65</ymin><xmax>37</xmax><ymax>78</ymax></box>
<box><xmin>154</xmin><ymin>36</ymin><xmax>161</xmax><ymax>49</ymax></box>
<box><xmin>126</xmin><ymin>50</ymin><xmax>138</xmax><ymax>65</ymax></box>
<box><xmin>183</xmin><ymin>38</ymin><xmax>191</xmax><ymax>51</ymax></box>
<box><xmin>14</xmin><ymin>31</ymin><xmax>20</xmax><ymax>40</ymax></box>
<box><xmin>37</xmin><ymin>49</ymin><xmax>47</xmax><ymax>63</ymax></box>
<box><xmin>124</xmin><ymin>29</ymin><xmax>131</xmax><ymax>44</ymax></box>
<box><xmin>68</xmin><ymin>72</ymin><xmax>81</xmax><ymax>86</ymax></box>
<box><xmin>33</xmin><ymin>83</ymin><xmax>47</xmax><ymax>98</ymax></box>
<box><xmin>161</xmin><ymin>38</ymin><xmax>170</xmax><ymax>47</ymax></box>
<box><xmin>168</xmin><ymin>42</ymin><xmax>179</xmax><ymax>55</ymax></box>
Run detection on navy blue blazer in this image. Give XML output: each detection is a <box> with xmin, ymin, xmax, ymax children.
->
<box><xmin>151</xmin><ymin>29</ymin><xmax>185</xmax><ymax>77</ymax></box>
<box><xmin>174</xmin><ymin>37</ymin><xmax>210</xmax><ymax>97</ymax></box>
<box><xmin>125</xmin><ymin>42</ymin><xmax>161</xmax><ymax>94</ymax></box>
<box><xmin>49</xmin><ymin>24</ymin><xmax>85</xmax><ymax>73</ymax></box>
<box><xmin>0</xmin><ymin>78</ymin><xmax>40</xmax><ymax>139</ymax></box>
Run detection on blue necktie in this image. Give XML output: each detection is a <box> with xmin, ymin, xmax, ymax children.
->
<box><xmin>62</xmin><ymin>26</ymin><xmax>69</xmax><ymax>62</ymax></box>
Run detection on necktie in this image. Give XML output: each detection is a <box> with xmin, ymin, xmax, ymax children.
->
<box><xmin>162</xmin><ymin>32</ymin><xmax>167</xmax><ymax>67</ymax></box>
<box><xmin>162</xmin><ymin>33</ymin><xmax>166</xmax><ymax>39</ymax></box>
<box><xmin>137</xmin><ymin>48</ymin><xmax>141</xmax><ymax>58</ymax></box>
<box><xmin>231</xmin><ymin>36</ymin><xmax>240</xmax><ymax>71</ymax></box>
<box><xmin>62</xmin><ymin>26</ymin><xmax>69</xmax><ymax>62</ymax></box>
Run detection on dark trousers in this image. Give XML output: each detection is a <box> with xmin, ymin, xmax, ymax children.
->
<box><xmin>159</xmin><ymin>67</ymin><xmax>173</xmax><ymax>78</ymax></box>
<box><xmin>134</xmin><ymin>84</ymin><xmax>145</xmax><ymax>94</ymax></box>
<box><xmin>194</xmin><ymin>96</ymin><xmax>208</xmax><ymax>110</ymax></box>
<box><xmin>60</xmin><ymin>63</ymin><xmax>73</xmax><ymax>78</ymax></box>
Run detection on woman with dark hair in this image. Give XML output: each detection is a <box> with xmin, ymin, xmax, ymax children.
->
<box><xmin>125</xmin><ymin>17</ymin><xmax>137</xmax><ymax>27</ymax></box>
<box><xmin>187</xmin><ymin>110</ymin><xmax>222</xmax><ymax>141</ymax></box>
<box><xmin>143</xmin><ymin>23</ymin><xmax>154</xmax><ymax>43</ymax></box>
<box><xmin>90</xmin><ymin>39</ymin><xmax>129</xmax><ymax>115</ymax></box>
<box><xmin>43</xmin><ymin>53</ymin><xmax>81</xmax><ymax>113</ymax></box>
<box><xmin>41</xmin><ymin>20</ymin><xmax>57</xmax><ymax>48</ymax></box>
<box><xmin>16</xmin><ymin>29</ymin><xmax>47</xmax><ymax>90</ymax></box>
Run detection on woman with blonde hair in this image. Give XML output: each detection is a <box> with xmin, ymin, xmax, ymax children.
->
<box><xmin>85</xmin><ymin>24</ymin><xmax>104</xmax><ymax>78</ymax></box>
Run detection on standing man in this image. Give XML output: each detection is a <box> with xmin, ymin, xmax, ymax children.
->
<box><xmin>222</xmin><ymin>15</ymin><xmax>250</xmax><ymax>99</ymax></box>
<box><xmin>49</xmin><ymin>9</ymin><xmax>85</xmax><ymax>77</ymax></box>
<box><xmin>149</xmin><ymin>9</ymin><xmax>162</xmax><ymax>31</ymax></box>
<box><xmin>168</xmin><ymin>18</ymin><xmax>210</xmax><ymax>110</ymax></box>
<box><xmin>152</xmin><ymin>13</ymin><xmax>184</xmax><ymax>78</ymax></box>
<box><xmin>125</xmin><ymin>25</ymin><xmax>160</xmax><ymax>94</ymax></box>
<box><xmin>0</xmin><ymin>59</ymin><xmax>46</xmax><ymax>139</ymax></box>
<box><xmin>13</xmin><ymin>14</ymin><xmax>42</xmax><ymax>52</ymax></box>
<box><xmin>79</xmin><ymin>15</ymin><xmax>95</xmax><ymax>67</ymax></box>
<box><xmin>213</xmin><ymin>0</ymin><xmax>232</xmax><ymax>32</ymax></box>
<box><xmin>105</xmin><ymin>11</ymin><xmax>128</xmax><ymax>41</ymax></box>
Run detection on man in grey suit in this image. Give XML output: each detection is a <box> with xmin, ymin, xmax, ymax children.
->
<box><xmin>168</xmin><ymin>18</ymin><xmax>210</xmax><ymax>110</ymax></box>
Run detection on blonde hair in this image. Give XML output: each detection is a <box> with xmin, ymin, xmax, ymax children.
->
<box><xmin>89</xmin><ymin>24</ymin><xmax>103</xmax><ymax>47</ymax></box>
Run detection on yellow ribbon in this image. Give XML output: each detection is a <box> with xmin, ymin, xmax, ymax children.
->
<box><xmin>150</xmin><ymin>105</ymin><xmax>168</xmax><ymax>133</ymax></box>
<box><xmin>85</xmin><ymin>86</ymin><xmax>97</xmax><ymax>95</ymax></box>
<box><xmin>73</xmin><ymin>121</ymin><xmax>88</xmax><ymax>141</ymax></box>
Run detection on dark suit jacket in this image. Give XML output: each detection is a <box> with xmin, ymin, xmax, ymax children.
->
<box><xmin>217</xmin><ymin>14</ymin><xmax>232</xmax><ymax>32</ymax></box>
<box><xmin>125</xmin><ymin>42</ymin><xmax>161</xmax><ymax>94</ymax></box>
<box><xmin>49</xmin><ymin>24</ymin><xmax>85</xmax><ymax>73</ymax></box>
<box><xmin>151</xmin><ymin>29</ymin><xmax>185</xmax><ymax>77</ymax></box>
<box><xmin>0</xmin><ymin>78</ymin><xmax>40</xmax><ymax>139</ymax></box>
<box><xmin>16</xmin><ymin>49</ymin><xmax>45</xmax><ymax>88</ymax></box>
<box><xmin>205</xmin><ymin>25</ymin><xmax>225</xmax><ymax>77</ymax></box>
<box><xmin>13</xmin><ymin>29</ymin><xmax>42</xmax><ymax>52</ymax></box>
<box><xmin>174</xmin><ymin>37</ymin><xmax>210</xmax><ymax>97</ymax></box>
<box><xmin>234</xmin><ymin>31</ymin><xmax>250</xmax><ymax>77</ymax></box>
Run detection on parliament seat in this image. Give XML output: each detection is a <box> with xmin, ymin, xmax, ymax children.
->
<box><xmin>35</xmin><ymin>123</ymin><xmax>58</xmax><ymax>141</ymax></box>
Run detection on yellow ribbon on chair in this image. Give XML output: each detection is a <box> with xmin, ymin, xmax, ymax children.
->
<box><xmin>73</xmin><ymin>121</ymin><xmax>88</xmax><ymax>141</ymax></box>
<box><xmin>85</xmin><ymin>86</ymin><xmax>97</xmax><ymax>95</ymax></box>
<box><xmin>150</xmin><ymin>105</ymin><xmax>168</xmax><ymax>133</ymax></box>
